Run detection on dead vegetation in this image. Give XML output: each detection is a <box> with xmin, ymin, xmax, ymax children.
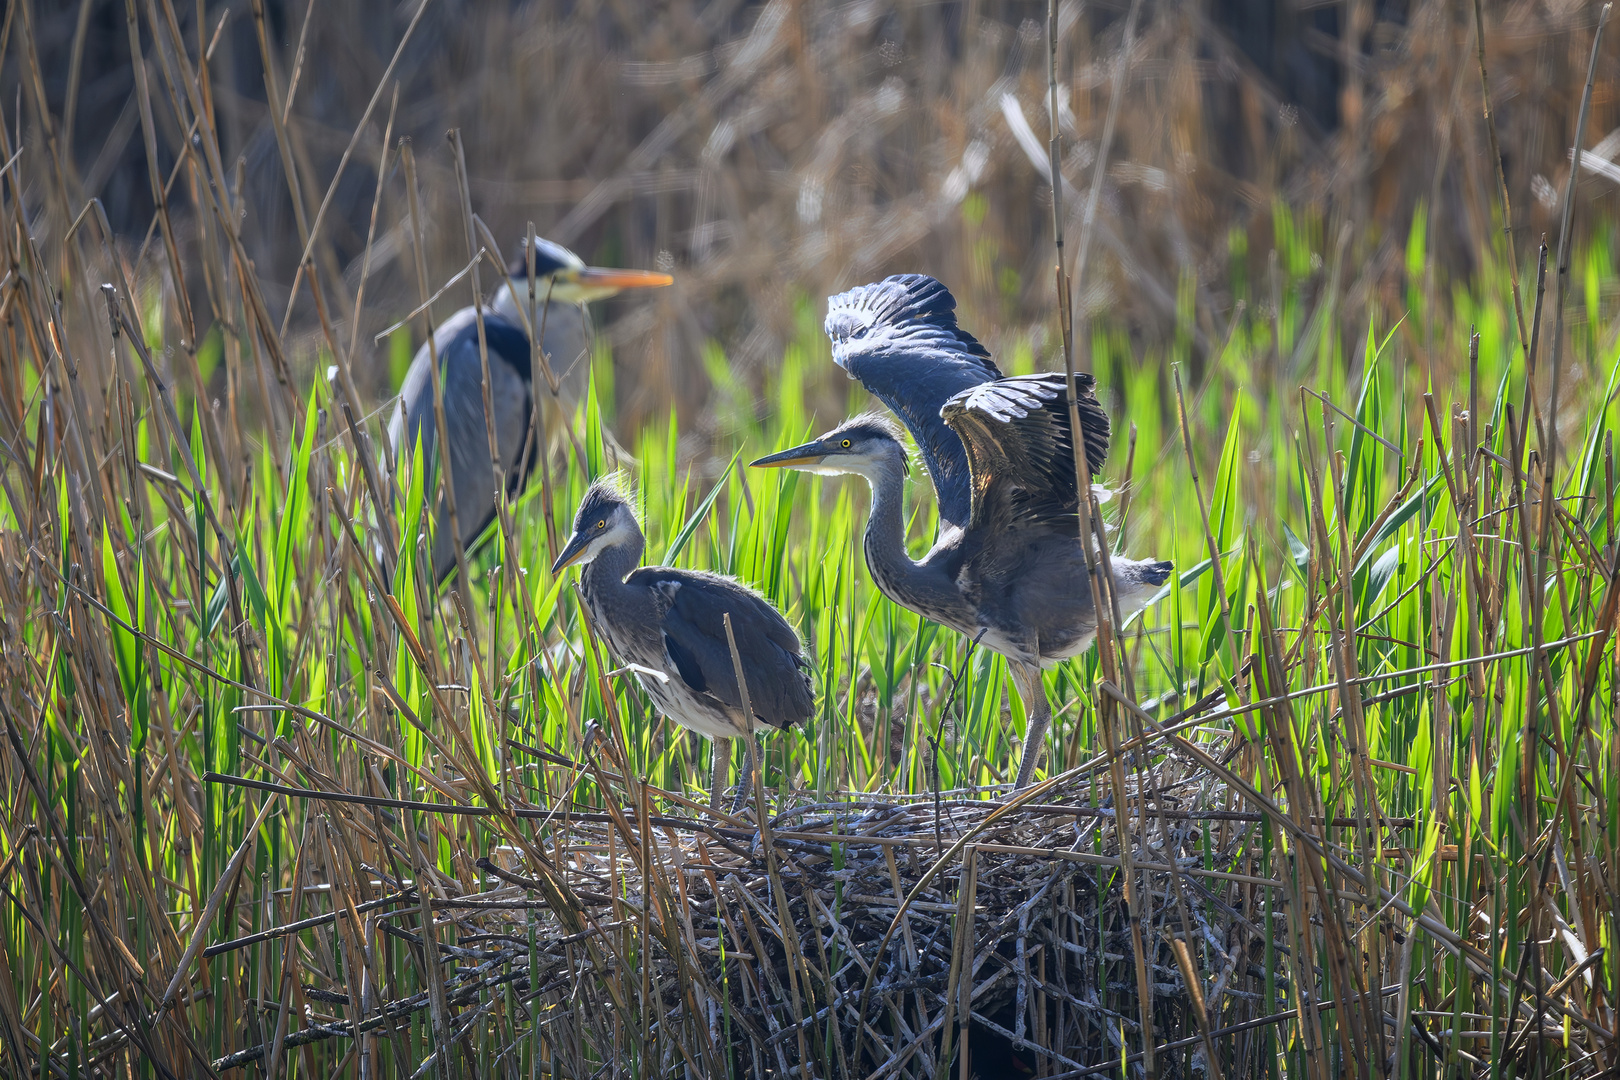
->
<box><xmin>1</xmin><ymin>1</ymin><xmax>1619</xmax><ymax>1078</ymax></box>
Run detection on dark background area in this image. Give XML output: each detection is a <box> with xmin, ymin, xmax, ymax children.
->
<box><xmin>8</xmin><ymin>0</ymin><xmax>1615</xmax><ymax>431</ymax></box>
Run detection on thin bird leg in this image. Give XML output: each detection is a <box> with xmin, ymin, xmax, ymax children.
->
<box><xmin>719</xmin><ymin>614</ymin><xmax>765</xmax><ymax>816</ymax></box>
<box><xmin>1012</xmin><ymin>662</ymin><xmax>1052</xmax><ymax>790</ymax></box>
<box><xmin>709</xmin><ymin>738</ymin><xmax>730</xmax><ymax>811</ymax></box>
<box><xmin>730</xmin><ymin>735</ymin><xmax>761</xmax><ymax>815</ymax></box>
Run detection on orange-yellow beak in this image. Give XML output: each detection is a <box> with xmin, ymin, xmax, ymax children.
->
<box><xmin>574</xmin><ymin>266</ymin><xmax>673</xmax><ymax>291</ymax></box>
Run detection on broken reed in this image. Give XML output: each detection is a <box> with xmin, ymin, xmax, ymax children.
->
<box><xmin>0</xmin><ymin>1</ymin><xmax>1618</xmax><ymax>1077</ymax></box>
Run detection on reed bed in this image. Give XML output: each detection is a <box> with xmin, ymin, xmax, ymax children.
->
<box><xmin>1</xmin><ymin>0</ymin><xmax>1620</xmax><ymax>1077</ymax></box>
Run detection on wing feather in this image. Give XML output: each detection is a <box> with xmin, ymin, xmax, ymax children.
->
<box><xmin>394</xmin><ymin>313</ymin><xmax>535</xmax><ymax>581</ymax></box>
<box><xmin>940</xmin><ymin>372</ymin><xmax>1111</xmax><ymax>529</ymax></box>
<box><xmin>662</xmin><ymin>630</ymin><xmax>708</xmax><ymax>693</ymax></box>
<box><xmin>632</xmin><ymin>569</ymin><xmax>814</xmax><ymax>731</ymax></box>
<box><xmin>824</xmin><ymin>275</ymin><xmax>1000</xmax><ymax>529</ymax></box>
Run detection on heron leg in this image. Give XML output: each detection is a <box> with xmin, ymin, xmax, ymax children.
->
<box><xmin>729</xmin><ymin>735</ymin><xmax>760</xmax><ymax>815</ymax></box>
<box><xmin>709</xmin><ymin>737</ymin><xmax>729</xmax><ymax>810</ymax></box>
<box><xmin>1011</xmin><ymin>662</ymin><xmax>1051</xmax><ymax>790</ymax></box>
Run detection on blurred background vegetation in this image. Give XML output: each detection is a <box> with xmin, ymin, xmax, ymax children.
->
<box><xmin>4</xmin><ymin>1</ymin><xmax>1620</xmax><ymax>1076</ymax></box>
<box><xmin>15</xmin><ymin>0</ymin><xmax>1619</xmax><ymax>432</ymax></box>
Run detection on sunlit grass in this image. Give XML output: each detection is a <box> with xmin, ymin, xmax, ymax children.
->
<box><xmin>4</xmin><ymin>190</ymin><xmax>1619</xmax><ymax>1075</ymax></box>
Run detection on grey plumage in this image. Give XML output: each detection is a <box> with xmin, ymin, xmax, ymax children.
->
<box><xmin>752</xmin><ymin>275</ymin><xmax>1172</xmax><ymax>790</ymax></box>
<box><xmin>823</xmin><ymin>274</ymin><xmax>999</xmax><ymax>531</ymax></box>
<box><xmin>388</xmin><ymin>238</ymin><xmax>671</xmax><ymax>584</ymax></box>
<box><xmin>551</xmin><ymin>480</ymin><xmax>814</xmax><ymax>805</ymax></box>
<box><xmin>391</xmin><ymin>313</ymin><xmax>534</xmax><ymax>583</ymax></box>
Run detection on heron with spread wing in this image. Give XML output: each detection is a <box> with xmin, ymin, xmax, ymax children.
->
<box><xmin>752</xmin><ymin>275</ymin><xmax>1170</xmax><ymax>789</ymax></box>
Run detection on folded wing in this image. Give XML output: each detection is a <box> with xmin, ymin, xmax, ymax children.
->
<box><xmin>393</xmin><ymin>312</ymin><xmax>534</xmax><ymax>581</ymax></box>
<box><xmin>637</xmin><ymin>571</ymin><xmax>814</xmax><ymax>731</ymax></box>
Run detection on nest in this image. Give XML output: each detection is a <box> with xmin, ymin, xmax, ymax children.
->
<box><xmin>210</xmin><ymin>755</ymin><xmax>1269</xmax><ymax>1079</ymax></box>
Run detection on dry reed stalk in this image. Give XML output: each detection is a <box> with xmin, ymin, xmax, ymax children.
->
<box><xmin>397</xmin><ymin>137</ymin><xmax>471</xmax><ymax>605</ymax></box>
<box><xmin>1</xmin><ymin>3</ymin><xmax>1618</xmax><ymax>1077</ymax></box>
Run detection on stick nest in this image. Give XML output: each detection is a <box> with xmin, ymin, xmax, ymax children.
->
<box><xmin>218</xmin><ymin>758</ymin><xmax>1263</xmax><ymax>1079</ymax></box>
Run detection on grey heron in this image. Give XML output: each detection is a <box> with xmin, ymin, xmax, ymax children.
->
<box><xmin>751</xmin><ymin>275</ymin><xmax>1171</xmax><ymax>789</ymax></box>
<box><xmin>550</xmin><ymin>479</ymin><xmax>814</xmax><ymax>807</ymax></box>
<box><xmin>390</xmin><ymin>238</ymin><xmax>671</xmax><ymax>583</ymax></box>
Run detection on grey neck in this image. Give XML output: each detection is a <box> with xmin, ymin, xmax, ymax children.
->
<box><xmin>860</xmin><ymin>452</ymin><xmax>969</xmax><ymax>626</ymax></box>
<box><xmin>580</xmin><ymin>532</ymin><xmax>646</xmax><ymax>605</ymax></box>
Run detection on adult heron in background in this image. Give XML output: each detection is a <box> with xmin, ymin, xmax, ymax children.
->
<box><xmin>390</xmin><ymin>238</ymin><xmax>672</xmax><ymax>583</ymax></box>
<box><xmin>551</xmin><ymin>479</ymin><xmax>814</xmax><ymax>808</ymax></box>
<box><xmin>751</xmin><ymin>275</ymin><xmax>1171</xmax><ymax>789</ymax></box>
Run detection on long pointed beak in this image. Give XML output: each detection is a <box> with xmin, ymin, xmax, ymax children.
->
<box><xmin>549</xmin><ymin>533</ymin><xmax>593</xmax><ymax>575</ymax></box>
<box><xmin>749</xmin><ymin>440</ymin><xmax>830</xmax><ymax>469</ymax></box>
<box><xmin>574</xmin><ymin>266</ymin><xmax>674</xmax><ymax>292</ymax></box>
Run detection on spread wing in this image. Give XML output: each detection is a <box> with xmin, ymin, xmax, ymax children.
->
<box><xmin>940</xmin><ymin>372</ymin><xmax>1111</xmax><ymax>530</ymax></box>
<box><xmin>824</xmin><ymin>275</ymin><xmax>1001</xmax><ymax>529</ymax></box>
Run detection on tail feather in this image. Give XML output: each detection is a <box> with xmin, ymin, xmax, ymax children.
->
<box><xmin>1143</xmin><ymin>560</ymin><xmax>1174</xmax><ymax>586</ymax></box>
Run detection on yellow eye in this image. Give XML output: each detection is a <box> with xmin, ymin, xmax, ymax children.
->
<box><xmin>840</xmin><ymin>438</ymin><xmax>852</xmax><ymax>448</ymax></box>
<box><xmin>596</xmin><ymin>519</ymin><xmax>606</xmax><ymax>529</ymax></box>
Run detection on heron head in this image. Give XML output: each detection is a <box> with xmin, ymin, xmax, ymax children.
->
<box><xmin>749</xmin><ymin>415</ymin><xmax>910</xmax><ymax>478</ymax></box>
<box><xmin>550</xmin><ymin>477</ymin><xmax>641</xmax><ymax>574</ymax></box>
<box><xmin>501</xmin><ymin>237</ymin><xmax>673</xmax><ymax>308</ymax></box>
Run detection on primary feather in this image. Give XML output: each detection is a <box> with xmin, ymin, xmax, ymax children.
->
<box><xmin>942</xmin><ymin>372</ymin><xmax>1112</xmax><ymax>530</ymax></box>
<box><xmin>825</xmin><ymin>274</ymin><xmax>1001</xmax><ymax>529</ymax></box>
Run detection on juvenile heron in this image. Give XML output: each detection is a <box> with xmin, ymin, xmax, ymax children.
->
<box><xmin>389</xmin><ymin>238</ymin><xmax>671</xmax><ymax>583</ymax></box>
<box><xmin>550</xmin><ymin>479</ymin><xmax>814</xmax><ymax>807</ymax></box>
<box><xmin>751</xmin><ymin>275</ymin><xmax>1171</xmax><ymax>789</ymax></box>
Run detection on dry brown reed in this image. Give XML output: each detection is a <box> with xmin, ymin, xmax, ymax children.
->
<box><xmin>192</xmin><ymin>758</ymin><xmax>1289</xmax><ymax>1078</ymax></box>
<box><xmin>15</xmin><ymin>0</ymin><xmax>1620</xmax><ymax>431</ymax></box>
<box><xmin>3</xmin><ymin>1</ymin><xmax>1620</xmax><ymax>1078</ymax></box>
